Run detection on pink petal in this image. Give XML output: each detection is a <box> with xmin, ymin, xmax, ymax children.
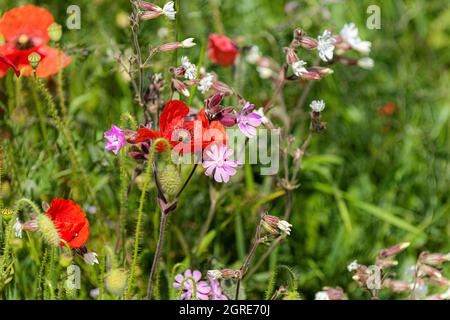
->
<box><xmin>193</xmin><ymin>270</ymin><xmax>202</xmax><ymax>281</ymax></box>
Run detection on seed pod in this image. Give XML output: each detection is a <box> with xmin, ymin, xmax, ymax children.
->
<box><xmin>28</xmin><ymin>52</ymin><xmax>41</xmax><ymax>69</ymax></box>
<box><xmin>105</xmin><ymin>268</ymin><xmax>128</xmax><ymax>296</ymax></box>
<box><xmin>1</xmin><ymin>208</ymin><xmax>14</xmax><ymax>221</ymax></box>
<box><xmin>158</xmin><ymin>164</ymin><xmax>181</xmax><ymax>200</ymax></box>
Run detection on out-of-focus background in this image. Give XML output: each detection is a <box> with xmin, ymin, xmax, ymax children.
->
<box><xmin>0</xmin><ymin>0</ymin><xmax>449</xmax><ymax>299</ymax></box>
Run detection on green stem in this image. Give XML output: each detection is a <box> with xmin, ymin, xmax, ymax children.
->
<box><xmin>125</xmin><ymin>138</ymin><xmax>172</xmax><ymax>299</ymax></box>
<box><xmin>57</xmin><ymin>43</ymin><xmax>68</xmax><ymax>125</ymax></box>
<box><xmin>177</xmin><ymin>276</ymin><xmax>197</xmax><ymax>300</ymax></box>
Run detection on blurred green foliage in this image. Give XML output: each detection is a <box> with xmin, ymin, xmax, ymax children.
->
<box><xmin>0</xmin><ymin>0</ymin><xmax>449</xmax><ymax>299</ymax></box>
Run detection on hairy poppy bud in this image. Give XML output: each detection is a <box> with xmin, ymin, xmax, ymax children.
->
<box><xmin>28</xmin><ymin>52</ymin><xmax>41</xmax><ymax>69</ymax></box>
<box><xmin>37</xmin><ymin>214</ymin><xmax>61</xmax><ymax>247</ymax></box>
<box><xmin>48</xmin><ymin>23</ymin><xmax>62</xmax><ymax>42</ymax></box>
<box><xmin>159</xmin><ymin>164</ymin><xmax>181</xmax><ymax>200</ymax></box>
<box><xmin>105</xmin><ymin>268</ymin><xmax>128</xmax><ymax>296</ymax></box>
<box><xmin>1</xmin><ymin>208</ymin><xmax>14</xmax><ymax>221</ymax></box>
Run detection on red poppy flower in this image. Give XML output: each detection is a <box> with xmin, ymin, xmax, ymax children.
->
<box><xmin>46</xmin><ymin>198</ymin><xmax>90</xmax><ymax>249</ymax></box>
<box><xmin>130</xmin><ymin>100</ymin><xmax>227</xmax><ymax>154</ymax></box>
<box><xmin>0</xmin><ymin>53</ymin><xmax>19</xmax><ymax>77</ymax></box>
<box><xmin>208</xmin><ymin>34</ymin><xmax>239</xmax><ymax>66</ymax></box>
<box><xmin>0</xmin><ymin>5</ymin><xmax>72</xmax><ymax>78</ymax></box>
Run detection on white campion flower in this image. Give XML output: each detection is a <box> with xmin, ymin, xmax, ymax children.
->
<box><xmin>84</xmin><ymin>252</ymin><xmax>99</xmax><ymax>265</ymax></box>
<box><xmin>315</xmin><ymin>291</ymin><xmax>330</xmax><ymax>300</ymax></box>
<box><xmin>340</xmin><ymin>23</ymin><xmax>371</xmax><ymax>54</ymax></box>
<box><xmin>13</xmin><ymin>218</ymin><xmax>22</xmax><ymax>239</ymax></box>
<box><xmin>256</xmin><ymin>66</ymin><xmax>274</xmax><ymax>79</ymax></box>
<box><xmin>181</xmin><ymin>56</ymin><xmax>197</xmax><ymax>80</ymax></box>
<box><xmin>292</xmin><ymin>60</ymin><xmax>308</xmax><ymax>77</ymax></box>
<box><xmin>254</xmin><ymin>107</ymin><xmax>269</xmax><ymax>124</ymax></box>
<box><xmin>357</xmin><ymin>57</ymin><xmax>374</xmax><ymax>69</ymax></box>
<box><xmin>181</xmin><ymin>38</ymin><xmax>196</xmax><ymax>48</ymax></box>
<box><xmin>162</xmin><ymin>1</ymin><xmax>176</xmax><ymax>20</ymax></box>
<box><xmin>277</xmin><ymin>220</ymin><xmax>292</xmax><ymax>235</ymax></box>
<box><xmin>246</xmin><ymin>46</ymin><xmax>261</xmax><ymax>64</ymax></box>
<box><xmin>198</xmin><ymin>73</ymin><xmax>214</xmax><ymax>93</ymax></box>
<box><xmin>347</xmin><ymin>260</ymin><xmax>360</xmax><ymax>272</ymax></box>
<box><xmin>310</xmin><ymin>100</ymin><xmax>325</xmax><ymax>112</ymax></box>
<box><xmin>317</xmin><ymin>30</ymin><xmax>336</xmax><ymax>62</ymax></box>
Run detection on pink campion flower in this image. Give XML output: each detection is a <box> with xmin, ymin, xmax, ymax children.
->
<box><xmin>202</xmin><ymin>144</ymin><xmax>241</xmax><ymax>183</ymax></box>
<box><xmin>104</xmin><ymin>125</ymin><xmax>126</xmax><ymax>154</ymax></box>
<box><xmin>236</xmin><ymin>103</ymin><xmax>262</xmax><ymax>138</ymax></box>
<box><xmin>208</xmin><ymin>276</ymin><xmax>228</xmax><ymax>300</ymax></box>
<box><xmin>173</xmin><ymin>270</ymin><xmax>211</xmax><ymax>300</ymax></box>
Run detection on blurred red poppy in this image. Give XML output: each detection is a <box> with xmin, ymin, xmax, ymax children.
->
<box><xmin>0</xmin><ymin>5</ymin><xmax>72</xmax><ymax>78</ymax></box>
<box><xmin>130</xmin><ymin>100</ymin><xmax>227</xmax><ymax>154</ymax></box>
<box><xmin>379</xmin><ymin>102</ymin><xmax>396</xmax><ymax>116</ymax></box>
<box><xmin>46</xmin><ymin>198</ymin><xmax>90</xmax><ymax>249</ymax></box>
<box><xmin>208</xmin><ymin>34</ymin><xmax>239</xmax><ymax>66</ymax></box>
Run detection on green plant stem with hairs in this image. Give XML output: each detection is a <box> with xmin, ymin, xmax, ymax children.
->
<box><xmin>33</xmin><ymin>76</ymin><xmax>97</xmax><ymax>206</ymax></box>
<box><xmin>56</xmin><ymin>43</ymin><xmax>69</xmax><ymax>125</ymax></box>
<box><xmin>177</xmin><ymin>276</ymin><xmax>198</xmax><ymax>300</ymax></box>
<box><xmin>126</xmin><ymin>138</ymin><xmax>172</xmax><ymax>299</ymax></box>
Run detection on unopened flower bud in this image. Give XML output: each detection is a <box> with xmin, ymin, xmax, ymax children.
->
<box><xmin>299</xmin><ymin>36</ymin><xmax>318</xmax><ymax>49</ymax></box>
<box><xmin>22</xmin><ymin>219</ymin><xmax>39</xmax><ymax>232</ymax></box>
<box><xmin>420</xmin><ymin>252</ymin><xmax>450</xmax><ymax>266</ymax></box>
<box><xmin>158</xmin><ymin>42</ymin><xmax>182</xmax><ymax>52</ymax></box>
<box><xmin>140</xmin><ymin>10</ymin><xmax>162</xmax><ymax>20</ymax></box>
<box><xmin>307</xmin><ymin>66</ymin><xmax>333</xmax><ymax>76</ymax></box>
<box><xmin>218</xmin><ymin>113</ymin><xmax>236</xmax><ymax>127</ymax></box>
<box><xmin>48</xmin><ymin>23</ymin><xmax>62</xmax><ymax>42</ymax></box>
<box><xmin>159</xmin><ymin>164</ymin><xmax>182</xmax><ymax>200</ymax></box>
<box><xmin>105</xmin><ymin>268</ymin><xmax>128</xmax><ymax>296</ymax></box>
<box><xmin>419</xmin><ymin>264</ymin><xmax>443</xmax><ymax>279</ymax></box>
<box><xmin>378</xmin><ymin>242</ymin><xmax>410</xmax><ymax>258</ymax></box>
<box><xmin>172</xmin><ymin>79</ymin><xmax>190</xmax><ymax>97</ymax></box>
<box><xmin>284</xmin><ymin>47</ymin><xmax>299</xmax><ymax>65</ymax></box>
<box><xmin>357</xmin><ymin>57</ymin><xmax>374</xmax><ymax>70</ymax></box>
<box><xmin>139</xmin><ymin>1</ymin><xmax>161</xmax><ymax>11</ymax></box>
<box><xmin>220</xmin><ymin>269</ymin><xmax>241</xmax><ymax>280</ymax></box>
<box><xmin>28</xmin><ymin>52</ymin><xmax>41</xmax><ymax>69</ymax></box>
<box><xmin>212</xmin><ymin>81</ymin><xmax>233</xmax><ymax>95</ymax></box>
<box><xmin>293</xmin><ymin>28</ymin><xmax>306</xmax><ymax>41</ymax></box>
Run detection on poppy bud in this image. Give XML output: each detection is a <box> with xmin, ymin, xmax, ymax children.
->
<box><xmin>59</xmin><ymin>253</ymin><xmax>74</xmax><ymax>268</ymax></box>
<box><xmin>158</xmin><ymin>164</ymin><xmax>181</xmax><ymax>201</ymax></box>
<box><xmin>105</xmin><ymin>268</ymin><xmax>128</xmax><ymax>296</ymax></box>
<box><xmin>1</xmin><ymin>208</ymin><xmax>14</xmax><ymax>221</ymax></box>
<box><xmin>0</xmin><ymin>180</ymin><xmax>11</xmax><ymax>198</ymax></box>
<box><xmin>28</xmin><ymin>52</ymin><xmax>41</xmax><ymax>70</ymax></box>
<box><xmin>48</xmin><ymin>23</ymin><xmax>62</xmax><ymax>42</ymax></box>
<box><xmin>37</xmin><ymin>214</ymin><xmax>61</xmax><ymax>247</ymax></box>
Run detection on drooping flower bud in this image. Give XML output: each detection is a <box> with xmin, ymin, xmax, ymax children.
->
<box><xmin>48</xmin><ymin>23</ymin><xmax>62</xmax><ymax>42</ymax></box>
<box><xmin>37</xmin><ymin>214</ymin><xmax>61</xmax><ymax>247</ymax></box>
<box><xmin>105</xmin><ymin>268</ymin><xmax>128</xmax><ymax>296</ymax></box>
<box><xmin>158</xmin><ymin>164</ymin><xmax>182</xmax><ymax>201</ymax></box>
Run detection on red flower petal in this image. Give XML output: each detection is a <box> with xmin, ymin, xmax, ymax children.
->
<box><xmin>133</xmin><ymin>128</ymin><xmax>162</xmax><ymax>143</ymax></box>
<box><xmin>0</xmin><ymin>5</ymin><xmax>54</xmax><ymax>45</ymax></box>
<box><xmin>208</xmin><ymin>34</ymin><xmax>239</xmax><ymax>66</ymax></box>
<box><xmin>159</xmin><ymin>100</ymin><xmax>190</xmax><ymax>135</ymax></box>
<box><xmin>0</xmin><ymin>52</ymin><xmax>19</xmax><ymax>77</ymax></box>
<box><xmin>46</xmin><ymin>198</ymin><xmax>90</xmax><ymax>249</ymax></box>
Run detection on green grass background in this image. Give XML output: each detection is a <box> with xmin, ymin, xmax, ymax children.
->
<box><xmin>0</xmin><ymin>0</ymin><xmax>449</xmax><ymax>299</ymax></box>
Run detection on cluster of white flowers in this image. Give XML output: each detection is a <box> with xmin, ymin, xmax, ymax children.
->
<box><xmin>317</xmin><ymin>30</ymin><xmax>336</xmax><ymax>62</ymax></box>
<box><xmin>340</xmin><ymin>23</ymin><xmax>371</xmax><ymax>54</ymax></box>
<box><xmin>198</xmin><ymin>73</ymin><xmax>214</xmax><ymax>93</ymax></box>
<box><xmin>310</xmin><ymin>100</ymin><xmax>326</xmax><ymax>112</ymax></box>
<box><xmin>181</xmin><ymin>56</ymin><xmax>197</xmax><ymax>80</ymax></box>
<box><xmin>292</xmin><ymin>60</ymin><xmax>308</xmax><ymax>77</ymax></box>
